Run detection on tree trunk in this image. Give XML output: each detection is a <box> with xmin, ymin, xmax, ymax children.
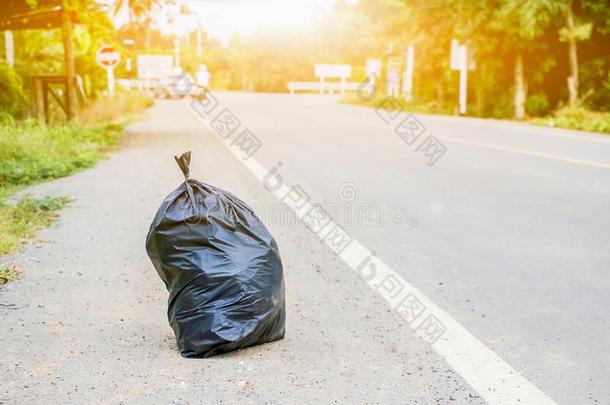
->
<box><xmin>514</xmin><ymin>52</ymin><xmax>527</xmax><ymax>120</ymax></box>
<box><xmin>475</xmin><ymin>71</ymin><xmax>485</xmax><ymax>117</ymax></box>
<box><xmin>61</xmin><ymin>1</ymin><xmax>77</xmax><ymax>121</ymax></box>
<box><xmin>435</xmin><ymin>80</ymin><xmax>444</xmax><ymax>106</ymax></box>
<box><xmin>566</xmin><ymin>1</ymin><xmax>579</xmax><ymax>106</ymax></box>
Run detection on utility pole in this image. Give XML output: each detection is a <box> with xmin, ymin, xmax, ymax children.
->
<box><xmin>61</xmin><ymin>0</ymin><xmax>77</xmax><ymax>120</ymax></box>
<box><xmin>174</xmin><ymin>37</ymin><xmax>180</xmax><ymax>68</ymax></box>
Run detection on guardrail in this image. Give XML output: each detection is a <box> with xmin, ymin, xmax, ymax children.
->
<box><xmin>287</xmin><ymin>81</ymin><xmax>361</xmax><ymax>94</ymax></box>
<box><xmin>117</xmin><ymin>78</ymin><xmax>159</xmax><ymax>90</ymax></box>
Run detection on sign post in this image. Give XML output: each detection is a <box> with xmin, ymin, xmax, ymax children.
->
<box><xmin>96</xmin><ymin>44</ymin><xmax>121</xmax><ymax>95</ymax></box>
<box><xmin>386</xmin><ymin>57</ymin><xmax>402</xmax><ymax>98</ymax></box>
<box><xmin>450</xmin><ymin>39</ymin><xmax>475</xmax><ymax>115</ymax></box>
<box><xmin>366</xmin><ymin>58</ymin><xmax>381</xmax><ymax>91</ymax></box>
<box><xmin>106</xmin><ymin>66</ymin><xmax>115</xmax><ymax>94</ymax></box>
<box><xmin>458</xmin><ymin>45</ymin><xmax>468</xmax><ymax>115</ymax></box>
<box><xmin>402</xmin><ymin>45</ymin><xmax>415</xmax><ymax>101</ymax></box>
<box><xmin>174</xmin><ymin>38</ymin><xmax>181</xmax><ymax>68</ymax></box>
<box><xmin>123</xmin><ymin>38</ymin><xmax>134</xmax><ymax>72</ymax></box>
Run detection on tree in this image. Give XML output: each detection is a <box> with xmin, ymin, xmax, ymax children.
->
<box><xmin>494</xmin><ymin>0</ymin><xmax>560</xmax><ymax>119</ymax></box>
<box><xmin>560</xmin><ymin>0</ymin><xmax>593</xmax><ymax>106</ymax></box>
<box><xmin>114</xmin><ymin>0</ymin><xmax>159</xmax><ymax>24</ymax></box>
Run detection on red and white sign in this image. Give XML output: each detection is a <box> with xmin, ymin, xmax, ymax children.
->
<box><xmin>97</xmin><ymin>45</ymin><xmax>120</xmax><ymax>94</ymax></box>
<box><xmin>96</xmin><ymin>44</ymin><xmax>120</xmax><ymax>69</ymax></box>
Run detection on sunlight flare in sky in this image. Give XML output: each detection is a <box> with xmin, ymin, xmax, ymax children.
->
<box><xmin>158</xmin><ymin>0</ymin><xmax>337</xmax><ymax>44</ymax></box>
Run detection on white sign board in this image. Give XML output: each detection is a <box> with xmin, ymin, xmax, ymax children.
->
<box><xmin>450</xmin><ymin>40</ymin><xmax>471</xmax><ymax>114</ymax></box>
<box><xmin>450</xmin><ymin>39</ymin><xmax>461</xmax><ymax>70</ymax></box>
<box><xmin>137</xmin><ymin>55</ymin><xmax>174</xmax><ymax>80</ymax></box>
<box><xmin>314</xmin><ymin>64</ymin><xmax>352</xmax><ymax>79</ymax></box>
<box><xmin>450</xmin><ymin>39</ymin><xmax>475</xmax><ymax>71</ymax></box>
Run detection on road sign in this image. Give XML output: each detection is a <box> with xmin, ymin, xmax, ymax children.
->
<box><xmin>314</xmin><ymin>64</ymin><xmax>352</xmax><ymax>79</ymax></box>
<box><xmin>450</xmin><ymin>40</ymin><xmax>475</xmax><ymax>71</ymax></box>
<box><xmin>96</xmin><ymin>44</ymin><xmax>120</xmax><ymax>69</ymax></box>
<box><xmin>450</xmin><ymin>39</ymin><xmax>475</xmax><ymax>115</ymax></box>
<box><xmin>137</xmin><ymin>55</ymin><xmax>174</xmax><ymax>80</ymax></box>
<box><xmin>97</xmin><ymin>44</ymin><xmax>120</xmax><ymax>95</ymax></box>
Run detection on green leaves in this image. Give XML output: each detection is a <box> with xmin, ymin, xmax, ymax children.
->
<box><xmin>0</xmin><ymin>196</ymin><xmax>69</xmax><ymax>255</ymax></box>
<box><xmin>0</xmin><ymin>63</ymin><xmax>28</xmax><ymax>118</ymax></box>
<box><xmin>559</xmin><ymin>21</ymin><xmax>593</xmax><ymax>42</ymax></box>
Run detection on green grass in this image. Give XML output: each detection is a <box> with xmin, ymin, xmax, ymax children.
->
<box><xmin>0</xmin><ymin>119</ymin><xmax>121</xmax><ymax>256</ymax></box>
<box><xmin>0</xmin><ymin>265</ymin><xmax>20</xmax><ymax>285</ymax></box>
<box><xmin>0</xmin><ymin>90</ymin><xmax>153</xmax><ymax>258</ymax></box>
<box><xmin>0</xmin><ymin>91</ymin><xmax>154</xmax><ymax>197</ymax></box>
<box><xmin>0</xmin><ymin>196</ymin><xmax>69</xmax><ymax>255</ymax></box>
<box><xmin>343</xmin><ymin>94</ymin><xmax>610</xmax><ymax>135</ymax></box>
<box><xmin>0</xmin><ymin>120</ymin><xmax>124</xmax><ymax>196</ymax></box>
<box><xmin>531</xmin><ymin>106</ymin><xmax>610</xmax><ymax>134</ymax></box>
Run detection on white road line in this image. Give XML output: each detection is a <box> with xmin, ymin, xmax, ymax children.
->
<box><xmin>436</xmin><ymin>136</ymin><xmax>610</xmax><ymax>170</ymax></box>
<box><xmin>334</xmin><ymin>105</ymin><xmax>610</xmax><ymax>144</ymax></box>
<box><xmin>190</xmin><ymin>105</ymin><xmax>558</xmax><ymax>405</ymax></box>
<box><xmin>336</xmin><ymin>116</ymin><xmax>610</xmax><ymax>170</ymax></box>
<box><xmin>425</xmin><ymin>115</ymin><xmax>610</xmax><ymax>144</ymax></box>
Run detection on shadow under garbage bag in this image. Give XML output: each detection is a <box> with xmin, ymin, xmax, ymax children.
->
<box><xmin>146</xmin><ymin>151</ymin><xmax>286</xmax><ymax>358</ymax></box>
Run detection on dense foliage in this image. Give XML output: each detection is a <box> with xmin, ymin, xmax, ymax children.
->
<box><xmin>0</xmin><ymin>0</ymin><xmax>608</xmax><ymax>122</ymax></box>
<box><xmin>0</xmin><ymin>62</ymin><xmax>28</xmax><ymax>118</ymax></box>
<box><xmin>170</xmin><ymin>0</ymin><xmax>610</xmax><ymax>120</ymax></box>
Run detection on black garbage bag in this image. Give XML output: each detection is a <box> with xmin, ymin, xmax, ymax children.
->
<box><xmin>146</xmin><ymin>151</ymin><xmax>285</xmax><ymax>358</ymax></box>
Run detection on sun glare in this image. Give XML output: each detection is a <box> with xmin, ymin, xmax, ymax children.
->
<box><xmin>161</xmin><ymin>0</ymin><xmax>336</xmax><ymax>43</ymax></box>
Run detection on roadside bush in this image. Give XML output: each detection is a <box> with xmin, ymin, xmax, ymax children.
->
<box><xmin>0</xmin><ymin>63</ymin><xmax>28</xmax><ymax>118</ymax></box>
<box><xmin>490</xmin><ymin>95</ymin><xmax>514</xmax><ymax>119</ymax></box>
<box><xmin>0</xmin><ymin>120</ymin><xmax>122</xmax><ymax>191</ymax></box>
<box><xmin>0</xmin><ymin>88</ymin><xmax>152</xmax><ymax>258</ymax></box>
<box><xmin>79</xmin><ymin>89</ymin><xmax>153</xmax><ymax>124</ymax></box>
<box><xmin>0</xmin><ymin>90</ymin><xmax>152</xmax><ymax>195</ymax></box>
<box><xmin>0</xmin><ymin>196</ymin><xmax>68</xmax><ymax>255</ymax></box>
<box><xmin>525</xmin><ymin>93</ymin><xmax>551</xmax><ymax>117</ymax></box>
<box><xmin>532</xmin><ymin>106</ymin><xmax>610</xmax><ymax>134</ymax></box>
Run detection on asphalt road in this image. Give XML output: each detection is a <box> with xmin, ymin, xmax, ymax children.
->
<box><xmin>1</xmin><ymin>95</ymin><xmax>608</xmax><ymax>404</ymax></box>
<box><xmin>195</xmin><ymin>92</ymin><xmax>610</xmax><ymax>405</ymax></box>
<box><xmin>1</xmin><ymin>99</ymin><xmax>484</xmax><ymax>404</ymax></box>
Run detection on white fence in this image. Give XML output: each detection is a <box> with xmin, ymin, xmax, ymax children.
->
<box><xmin>287</xmin><ymin>81</ymin><xmax>361</xmax><ymax>94</ymax></box>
